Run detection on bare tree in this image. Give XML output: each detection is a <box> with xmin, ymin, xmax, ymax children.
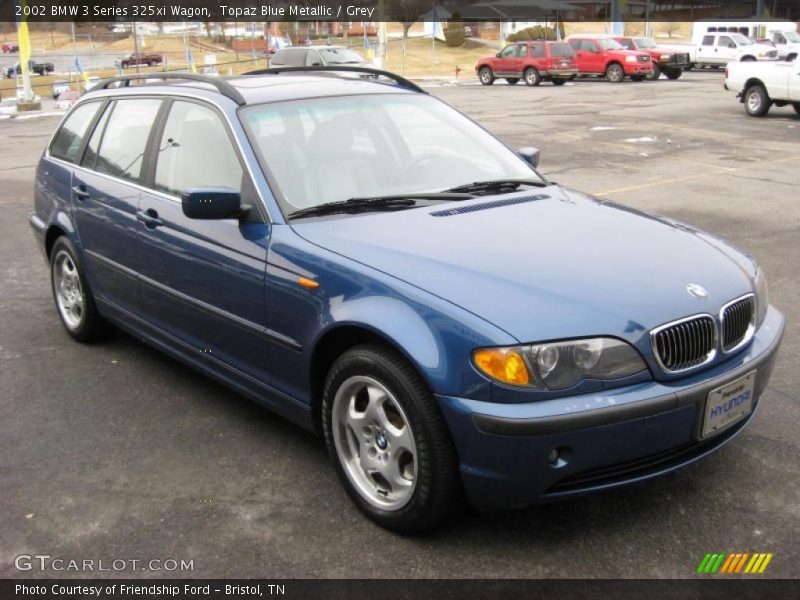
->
<box><xmin>390</xmin><ymin>0</ymin><xmax>427</xmax><ymax>38</ymax></box>
<box><xmin>662</xmin><ymin>22</ymin><xmax>681</xmax><ymax>39</ymax></box>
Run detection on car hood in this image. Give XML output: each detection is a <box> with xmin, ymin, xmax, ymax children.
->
<box><xmin>292</xmin><ymin>187</ymin><xmax>755</xmax><ymax>345</ymax></box>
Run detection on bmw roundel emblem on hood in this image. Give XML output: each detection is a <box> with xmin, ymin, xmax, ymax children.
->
<box><xmin>686</xmin><ymin>283</ymin><xmax>710</xmax><ymax>300</ymax></box>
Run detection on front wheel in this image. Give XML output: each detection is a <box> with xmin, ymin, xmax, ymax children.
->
<box><xmin>120</xmin><ymin>62</ymin><xmax>129</xmax><ymax>69</ymax></box>
<box><xmin>322</xmin><ymin>344</ymin><xmax>460</xmax><ymax>534</ymax></box>
<box><xmin>665</xmin><ymin>68</ymin><xmax>683</xmax><ymax>80</ymax></box>
<box><xmin>741</xmin><ymin>56</ymin><xmax>756</xmax><ymax>62</ymax></box>
<box><xmin>478</xmin><ymin>66</ymin><xmax>494</xmax><ymax>86</ymax></box>
<box><xmin>744</xmin><ymin>84</ymin><xmax>770</xmax><ymax>117</ymax></box>
<box><xmin>523</xmin><ymin>67</ymin><xmax>541</xmax><ymax>86</ymax></box>
<box><xmin>793</xmin><ymin>103</ymin><xmax>800</xmax><ymax>115</ymax></box>
<box><xmin>606</xmin><ymin>63</ymin><xmax>625</xmax><ymax>83</ymax></box>
<box><xmin>645</xmin><ymin>63</ymin><xmax>661</xmax><ymax>80</ymax></box>
<box><xmin>50</xmin><ymin>237</ymin><xmax>108</xmax><ymax>342</ymax></box>
<box><xmin>149</xmin><ymin>60</ymin><xmax>158</xmax><ymax>67</ymax></box>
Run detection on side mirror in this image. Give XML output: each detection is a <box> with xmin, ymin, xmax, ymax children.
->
<box><xmin>517</xmin><ymin>146</ymin><xmax>541</xmax><ymax>168</ymax></box>
<box><xmin>181</xmin><ymin>187</ymin><xmax>248</xmax><ymax>220</ymax></box>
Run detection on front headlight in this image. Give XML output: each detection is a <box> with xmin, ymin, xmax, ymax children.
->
<box><xmin>754</xmin><ymin>266</ymin><xmax>769</xmax><ymax>326</ymax></box>
<box><xmin>625</xmin><ymin>55</ymin><xmax>637</xmax><ymax>63</ymax></box>
<box><xmin>473</xmin><ymin>337</ymin><xmax>647</xmax><ymax>391</ymax></box>
<box><xmin>660</xmin><ymin>53</ymin><xmax>672</xmax><ymax>60</ymax></box>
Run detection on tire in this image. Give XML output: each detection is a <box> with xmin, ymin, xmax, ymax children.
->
<box><xmin>552</xmin><ymin>78</ymin><xmax>566</xmax><ymax>86</ymax></box>
<box><xmin>741</xmin><ymin>56</ymin><xmax>756</xmax><ymax>62</ymax></box>
<box><xmin>606</xmin><ymin>62</ymin><xmax>624</xmax><ymax>83</ymax></box>
<box><xmin>523</xmin><ymin>67</ymin><xmax>541</xmax><ymax>86</ymax></box>
<box><xmin>121</xmin><ymin>62</ymin><xmax>129</xmax><ymax>69</ymax></box>
<box><xmin>665</xmin><ymin>68</ymin><xmax>682</xmax><ymax>80</ymax></box>
<box><xmin>744</xmin><ymin>84</ymin><xmax>770</xmax><ymax>117</ymax></box>
<box><xmin>322</xmin><ymin>344</ymin><xmax>460</xmax><ymax>534</ymax></box>
<box><xmin>787</xmin><ymin>54</ymin><xmax>797</xmax><ymax>62</ymax></box>
<box><xmin>50</xmin><ymin>236</ymin><xmax>108</xmax><ymax>342</ymax></box>
<box><xmin>505</xmin><ymin>77</ymin><xmax>519</xmax><ymax>85</ymax></box>
<box><xmin>793</xmin><ymin>104</ymin><xmax>800</xmax><ymax>115</ymax></box>
<box><xmin>478</xmin><ymin>66</ymin><xmax>494</xmax><ymax>86</ymax></box>
<box><xmin>645</xmin><ymin>63</ymin><xmax>661</xmax><ymax>81</ymax></box>
<box><xmin>149</xmin><ymin>60</ymin><xmax>158</xmax><ymax>67</ymax></box>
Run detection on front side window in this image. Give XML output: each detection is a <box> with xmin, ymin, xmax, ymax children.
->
<box><xmin>305</xmin><ymin>50</ymin><xmax>322</xmax><ymax>66</ymax></box>
<box><xmin>93</xmin><ymin>98</ymin><xmax>161</xmax><ymax>183</ymax></box>
<box><xmin>154</xmin><ymin>101</ymin><xmax>243</xmax><ymax>197</ymax></box>
<box><xmin>729</xmin><ymin>34</ymin><xmax>752</xmax><ymax>46</ymax></box>
<box><xmin>597</xmin><ymin>38</ymin><xmax>623</xmax><ymax>50</ymax></box>
<box><xmin>242</xmin><ymin>94</ymin><xmax>541</xmax><ymax>215</ymax></box>
<box><xmin>50</xmin><ymin>101</ymin><xmax>100</xmax><ymax>162</ymax></box>
<box><xmin>500</xmin><ymin>45</ymin><xmax>517</xmax><ymax>58</ymax></box>
<box><xmin>718</xmin><ymin>35</ymin><xmax>734</xmax><ymax>48</ymax></box>
<box><xmin>635</xmin><ymin>38</ymin><xmax>656</xmax><ymax>49</ymax></box>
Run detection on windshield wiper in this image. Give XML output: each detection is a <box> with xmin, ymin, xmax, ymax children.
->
<box><xmin>288</xmin><ymin>193</ymin><xmax>473</xmax><ymax>219</ymax></box>
<box><xmin>444</xmin><ymin>179</ymin><xmax>550</xmax><ymax>195</ymax></box>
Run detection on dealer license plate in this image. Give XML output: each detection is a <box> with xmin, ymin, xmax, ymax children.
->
<box><xmin>701</xmin><ymin>371</ymin><xmax>756</xmax><ymax>439</ymax></box>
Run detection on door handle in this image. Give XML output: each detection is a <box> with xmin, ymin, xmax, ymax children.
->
<box><xmin>71</xmin><ymin>185</ymin><xmax>89</xmax><ymax>200</ymax></box>
<box><xmin>136</xmin><ymin>208</ymin><xmax>163</xmax><ymax>229</ymax></box>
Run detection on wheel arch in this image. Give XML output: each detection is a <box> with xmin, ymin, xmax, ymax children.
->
<box><xmin>743</xmin><ymin>77</ymin><xmax>768</xmax><ymax>99</ymax></box>
<box><xmin>308</xmin><ymin>324</ymin><xmax>431</xmax><ymax>435</ymax></box>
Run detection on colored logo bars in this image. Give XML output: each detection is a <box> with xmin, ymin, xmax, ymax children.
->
<box><xmin>697</xmin><ymin>552</ymin><xmax>774</xmax><ymax>574</ymax></box>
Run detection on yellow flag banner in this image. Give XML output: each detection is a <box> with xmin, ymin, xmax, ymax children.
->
<box><xmin>18</xmin><ymin>19</ymin><xmax>32</xmax><ymax>73</ymax></box>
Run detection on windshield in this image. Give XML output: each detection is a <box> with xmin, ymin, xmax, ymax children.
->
<box><xmin>242</xmin><ymin>94</ymin><xmax>541</xmax><ymax>216</ymax></box>
<box><xmin>635</xmin><ymin>38</ymin><xmax>657</xmax><ymax>49</ymax></box>
<box><xmin>730</xmin><ymin>33</ymin><xmax>753</xmax><ymax>45</ymax></box>
<box><xmin>784</xmin><ymin>31</ymin><xmax>800</xmax><ymax>42</ymax></box>
<box><xmin>319</xmin><ymin>48</ymin><xmax>364</xmax><ymax>64</ymax></box>
<box><xmin>598</xmin><ymin>38</ymin><xmax>624</xmax><ymax>50</ymax></box>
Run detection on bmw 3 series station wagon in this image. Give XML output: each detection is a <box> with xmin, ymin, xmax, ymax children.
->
<box><xmin>30</xmin><ymin>68</ymin><xmax>784</xmax><ymax>533</ymax></box>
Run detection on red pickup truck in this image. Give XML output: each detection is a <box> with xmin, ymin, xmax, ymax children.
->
<box><xmin>475</xmin><ymin>40</ymin><xmax>578</xmax><ymax>86</ymax></box>
<box><xmin>566</xmin><ymin>35</ymin><xmax>653</xmax><ymax>82</ymax></box>
<box><xmin>117</xmin><ymin>52</ymin><xmax>163</xmax><ymax>69</ymax></box>
<box><xmin>614</xmin><ymin>36</ymin><xmax>690</xmax><ymax>80</ymax></box>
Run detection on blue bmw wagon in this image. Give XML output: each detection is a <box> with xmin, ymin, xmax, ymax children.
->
<box><xmin>30</xmin><ymin>68</ymin><xmax>784</xmax><ymax>533</ymax></box>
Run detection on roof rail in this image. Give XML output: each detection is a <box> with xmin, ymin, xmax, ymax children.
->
<box><xmin>241</xmin><ymin>66</ymin><xmax>426</xmax><ymax>94</ymax></box>
<box><xmin>93</xmin><ymin>72</ymin><xmax>247</xmax><ymax>105</ymax></box>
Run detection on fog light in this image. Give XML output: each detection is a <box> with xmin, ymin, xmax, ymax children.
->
<box><xmin>547</xmin><ymin>448</ymin><xmax>559</xmax><ymax>464</ymax></box>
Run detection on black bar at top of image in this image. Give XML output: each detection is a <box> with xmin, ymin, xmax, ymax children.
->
<box><xmin>1</xmin><ymin>579</ymin><xmax>800</xmax><ymax>600</ymax></box>
<box><xmin>2</xmin><ymin>0</ymin><xmax>800</xmax><ymax>23</ymax></box>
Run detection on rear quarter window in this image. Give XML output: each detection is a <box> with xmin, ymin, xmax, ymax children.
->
<box><xmin>49</xmin><ymin>102</ymin><xmax>101</xmax><ymax>163</ymax></box>
<box><xmin>549</xmin><ymin>42</ymin><xmax>574</xmax><ymax>57</ymax></box>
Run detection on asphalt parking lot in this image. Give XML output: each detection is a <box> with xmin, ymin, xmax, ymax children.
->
<box><xmin>1</xmin><ymin>71</ymin><xmax>798</xmax><ymax>579</ymax></box>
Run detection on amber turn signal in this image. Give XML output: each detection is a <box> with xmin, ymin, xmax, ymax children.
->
<box><xmin>473</xmin><ymin>348</ymin><xmax>531</xmax><ymax>386</ymax></box>
<box><xmin>297</xmin><ymin>276</ymin><xmax>319</xmax><ymax>289</ymax></box>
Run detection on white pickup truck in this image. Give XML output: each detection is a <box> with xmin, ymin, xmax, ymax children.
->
<box><xmin>724</xmin><ymin>57</ymin><xmax>800</xmax><ymax>116</ymax></box>
<box><xmin>661</xmin><ymin>32</ymin><xmax>778</xmax><ymax>68</ymax></box>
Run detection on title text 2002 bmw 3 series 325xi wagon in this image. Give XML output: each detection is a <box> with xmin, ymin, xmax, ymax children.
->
<box><xmin>30</xmin><ymin>69</ymin><xmax>784</xmax><ymax>533</ymax></box>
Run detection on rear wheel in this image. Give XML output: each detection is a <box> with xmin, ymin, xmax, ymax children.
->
<box><xmin>741</xmin><ymin>56</ymin><xmax>756</xmax><ymax>62</ymax></box>
<box><xmin>478</xmin><ymin>66</ymin><xmax>494</xmax><ymax>85</ymax></box>
<box><xmin>793</xmin><ymin>104</ymin><xmax>800</xmax><ymax>115</ymax></box>
<box><xmin>505</xmin><ymin>77</ymin><xmax>519</xmax><ymax>85</ymax></box>
<box><xmin>645</xmin><ymin>63</ymin><xmax>661</xmax><ymax>80</ymax></box>
<box><xmin>523</xmin><ymin>67</ymin><xmax>541</xmax><ymax>86</ymax></box>
<box><xmin>149</xmin><ymin>60</ymin><xmax>158</xmax><ymax>67</ymax></box>
<box><xmin>50</xmin><ymin>237</ymin><xmax>108</xmax><ymax>342</ymax></box>
<box><xmin>606</xmin><ymin>63</ymin><xmax>624</xmax><ymax>83</ymax></box>
<box><xmin>121</xmin><ymin>62</ymin><xmax>129</xmax><ymax>69</ymax></box>
<box><xmin>665</xmin><ymin>68</ymin><xmax>683</xmax><ymax>80</ymax></box>
<box><xmin>322</xmin><ymin>344</ymin><xmax>460</xmax><ymax>534</ymax></box>
<box><xmin>744</xmin><ymin>84</ymin><xmax>770</xmax><ymax>117</ymax></box>
<box><xmin>552</xmin><ymin>78</ymin><xmax>566</xmax><ymax>86</ymax></box>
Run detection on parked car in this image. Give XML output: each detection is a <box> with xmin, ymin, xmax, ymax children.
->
<box><xmin>724</xmin><ymin>56</ymin><xmax>800</xmax><ymax>116</ymax></box>
<box><xmin>475</xmin><ymin>40</ymin><xmax>578</xmax><ymax>86</ymax></box>
<box><xmin>2</xmin><ymin>42</ymin><xmax>19</xmax><ymax>54</ymax></box>
<box><xmin>614</xmin><ymin>36</ymin><xmax>689</xmax><ymax>80</ymax></box>
<box><xmin>30</xmin><ymin>69</ymin><xmax>784</xmax><ymax>533</ymax></box>
<box><xmin>566</xmin><ymin>35</ymin><xmax>653</xmax><ymax>82</ymax></box>
<box><xmin>660</xmin><ymin>32</ymin><xmax>778</xmax><ymax>69</ymax></box>
<box><xmin>117</xmin><ymin>52</ymin><xmax>163</xmax><ymax>69</ymax></box>
<box><xmin>269</xmin><ymin>46</ymin><xmax>366</xmax><ymax>68</ymax></box>
<box><xmin>4</xmin><ymin>59</ymin><xmax>55</xmax><ymax>78</ymax></box>
<box><xmin>769</xmin><ymin>29</ymin><xmax>800</xmax><ymax>61</ymax></box>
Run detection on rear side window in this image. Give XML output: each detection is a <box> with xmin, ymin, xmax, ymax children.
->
<box><xmin>549</xmin><ymin>42</ymin><xmax>574</xmax><ymax>57</ymax></box>
<box><xmin>702</xmin><ymin>35</ymin><xmax>715</xmax><ymax>46</ymax></box>
<box><xmin>285</xmin><ymin>49</ymin><xmax>307</xmax><ymax>66</ymax></box>
<box><xmin>93</xmin><ymin>98</ymin><xmax>161</xmax><ymax>183</ymax></box>
<box><xmin>531</xmin><ymin>44</ymin><xmax>545</xmax><ymax>58</ymax></box>
<box><xmin>154</xmin><ymin>101</ymin><xmax>243</xmax><ymax>197</ymax></box>
<box><xmin>50</xmin><ymin>102</ymin><xmax>100</xmax><ymax>162</ymax></box>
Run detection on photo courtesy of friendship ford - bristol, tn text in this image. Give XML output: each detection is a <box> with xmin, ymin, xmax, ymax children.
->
<box><xmin>1</xmin><ymin>0</ymin><xmax>798</xmax><ymax>597</ymax></box>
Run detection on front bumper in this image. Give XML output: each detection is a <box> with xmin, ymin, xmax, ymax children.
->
<box><xmin>624</xmin><ymin>63</ymin><xmax>653</xmax><ymax>74</ymax></box>
<box><xmin>438</xmin><ymin>307</ymin><xmax>784</xmax><ymax>509</ymax></box>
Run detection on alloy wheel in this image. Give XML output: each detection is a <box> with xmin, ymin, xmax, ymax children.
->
<box><xmin>52</xmin><ymin>250</ymin><xmax>85</xmax><ymax>331</ymax></box>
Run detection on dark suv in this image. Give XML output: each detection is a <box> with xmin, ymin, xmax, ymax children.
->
<box><xmin>475</xmin><ymin>41</ymin><xmax>578</xmax><ymax>86</ymax></box>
